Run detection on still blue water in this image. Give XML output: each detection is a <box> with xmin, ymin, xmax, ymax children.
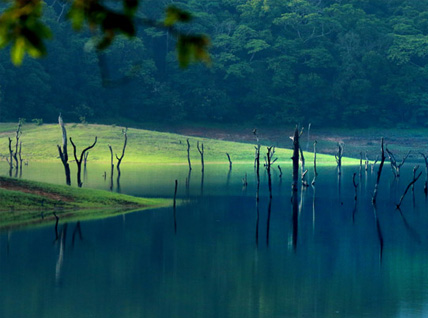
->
<box><xmin>1</xmin><ymin>162</ymin><xmax>428</xmax><ymax>318</ymax></box>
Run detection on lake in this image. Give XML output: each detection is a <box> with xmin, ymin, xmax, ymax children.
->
<box><xmin>1</xmin><ymin>162</ymin><xmax>428</xmax><ymax>318</ymax></box>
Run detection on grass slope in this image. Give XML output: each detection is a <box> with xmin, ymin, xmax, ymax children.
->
<box><xmin>0</xmin><ymin>123</ymin><xmax>360</xmax><ymax>165</ymax></box>
<box><xmin>0</xmin><ymin>176</ymin><xmax>171</xmax><ymax>230</ymax></box>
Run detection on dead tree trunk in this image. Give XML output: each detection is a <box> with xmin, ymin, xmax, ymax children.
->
<box><xmin>13</xmin><ymin>122</ymin><xmax>22</xmax><ymax>171</ymax></box>
<box><xmin>255</xmin><ymin>145</ymin><xmax>261</xmax><ymax>179</ymax></box>
<box><xmin>253</xmin><ymin>129</ymin><xmax>260</xmax><ymax>168</ymax></box>
<box><xmin>298</xmin><ymin>128</ymin><xmax>308</xmax><ymax>187</ymax></box>
<box><xmin>108</xmin><ymin>145</ymin><xmax>114</xmax><ymax>190</ymax></box>
<box><xmin>70</xmin><ymin>137</ymin><xmax>97</xmax><ymax>187</ymax></box>
<box><xmin>372</xmin><ymin>138</ymin><xmax>386</xmax><ymax>205</ymax></box>
<box><xmin>197</xmin><ymin>141</ymin><xmax>204</xmax><ymax>173</ymax></box>
<box><xmin>299</xmin><ymin>146</ymin><xmax>309</xmax><ymax>188</ymax></box>
<box><xmin>291</xmin><ymin>127</ymin><xmax>300</xmax><ymax>193</ymax></box>
<box><xmin>115</xmin><ymin>128</ymin><xmax>128</xmax><ymax>177</ymax></box>
<box><xmin>7</xmin><ymin>137</ymin><xmax>13</xmax><ymax>175</ymax></box>
<box><xmin>359</xmin><ymin>152</ymin><xmax>363</xmax><ymax>177</ymax></box>
<box><xmin>18</xmin><ymin>141</ymin><xmax>23</xmax><ymax>171</ymax></box>
<box><xmin>226</xmin><ymin>153</ymin><xmax>232</xmax><ymax>170</ymax></box>
<box><xmin>57</xmin><ymin>114</ymin><xmax>71</xmax><ymax>186</ymax></box>
<box><xmin>421</xmin><ymin>153</ymin><xmax>428</xmax><ymax>195</ymax></box>
<box><xmin>365</xmin><ymin>152</ymin><xmax>369</xmax><ymax>171</ymax></box>
<box><xmin>186</xmin><ymin>138</ymin><xmax>192</xmax><ymax>171</ymax></box>
<box><xmin>335</xmin><ymin>143</ymin><xmax>344</xmax><ymax>175</ymax></box>
<box><xmin>396</xmin><ymin>167</ymin><xmax>422</xmax><ymax>210</ymax></box>
<box><xmin>18</xmin><ymin>141</ymin><xmax>23</xmax><ymax>178</ymax></box>
<box><xmin>266</xmin><ymin>146</ymin><xmax>275</xmax><ymax>198</ymax></box>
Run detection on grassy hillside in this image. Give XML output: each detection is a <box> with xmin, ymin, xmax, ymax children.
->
<box><xmin>0</xmin><ymin>176</ymin><xmax>171</xmax><ymax>230</ymax></box>
<box><xmin>0</xmin><ymin>123</ymin><xmax>360</xmax><ymax>165</ymax></box>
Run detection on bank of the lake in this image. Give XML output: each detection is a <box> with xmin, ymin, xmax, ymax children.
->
<box><xmin>0</xmin><ymin>123</ymin><xmax>360</xmax><ymax>165</ymax></box>
<box><xmin>0</xmin><ymin>176</ymin><xmax>171</xmax><ymax>230</ymax></box>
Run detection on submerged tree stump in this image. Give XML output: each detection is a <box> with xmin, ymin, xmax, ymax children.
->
<box><xmin>372</xmin><ymin>138</ymin><xmax>386</xmax><ymax>205</ymax></box>
<box><xmin>291</xmin><ymin>127</ymin><xmax>300</xmax><ymax>193</ymax></box>
<box><xmin>226</xmin><ymin>153</ymin><xmax>232</xmax><ymax>170</ymax></box>
<box><xmin>335</xmin><ymin>143</ymin><xmax>344</xmax><ymax>175</ymax></box>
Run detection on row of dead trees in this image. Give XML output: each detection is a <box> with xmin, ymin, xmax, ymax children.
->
<box><xmin>186</xmin><ymin>139</ymin><xmax>205</xmax><ymax>172</ymax></box>
<box><xmin>57</xmin><ymin>114</ymin><xmax>127</xmax><ymax>188</ymax></box>
<box><xmin>3</xmin><ymin>115</ymin><xmax>127</xmax><ymax>189</ymax></box>
<box><xmin>57</xmin><ymin>114</ymin><xmax>97</xmax><ymax>187</ymax></box>
<box><xmin>254</xmin><ymin>126</ymin><xmax>427</xmax><ymax>214</ymax></box>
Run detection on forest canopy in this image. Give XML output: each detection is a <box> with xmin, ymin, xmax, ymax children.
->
<box><xmin>1</xmin><ymin>0</ymin><xmax>428</xmax><ymax>128</ymax></box>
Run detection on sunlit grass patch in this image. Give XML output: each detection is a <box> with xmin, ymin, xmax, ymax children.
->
<box><xmin>0</xmin><ymin>123</ymin><xmax>360</xmax><ymax>166</ymax></box>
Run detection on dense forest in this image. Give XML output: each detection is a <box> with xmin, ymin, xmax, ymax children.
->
<box><xmin>2</xmin><ymin>0</ymin><xmax>428</xmax><ymax>128</ymax></box>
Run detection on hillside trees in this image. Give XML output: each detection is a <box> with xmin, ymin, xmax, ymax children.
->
<box><xmin>2</xmin><ymin>0</ymin><xmax>428</xmax><ymax>127</ymax></box>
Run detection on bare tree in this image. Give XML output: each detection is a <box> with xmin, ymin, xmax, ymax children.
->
<box><xmin>57</xmin><ymin>114</ymin><xmax>71</xmax><ymax>185</ymax></box>
<box><xmin>335</xmin><ymin>142</ymin><xmax>344</xmax><ymax>175</ymax></box>
<box><xmin>12</xmin><ymin>121</ymin><xmax>22</xmax><ymax>170</ymax></box>
<box><xmin>7</xmin><ymin>137</ymin><xmax>13</xmax><ymax>176</ymax></box>
<box><xmin>70</xmin><ymin>137</ymin><xmax>98</xmax><ymax>187</ymax></box>
<box><xmin>386</xmin><ymin>148</ymin><xmax>410</xmax><ymax>178</ymax></box>
<box><xmin>115</xmin><ymin>128</ymin><xmax>128</xmax><ymax>176</ymax></box>
<box><xmin>226</xmin><ymin>153</ymin><xmax>232</xmax><ymax>170</ymax></box>
<box><xmin>197</xmin><ymin>141</ymin><xmax>204</xmax><ymax>172</ymax></box>
<box><xmin>108</xmin><ymin>145</ymin><xmax>114</xmax><ymax>190</ymax></box>
<box><xmin>396</xmin><ymin>166</ymin><xmax>422</xmax><ymax>210</ymax></box>
<box><xmin>186</xmin><ymin>138</ymin><xmax>192</xmax><ymax>170</ymax></box>
<box><xmin>265</xmin><ymin>146</ymin><xmax>276</xmax><ymax>198</ymax></box>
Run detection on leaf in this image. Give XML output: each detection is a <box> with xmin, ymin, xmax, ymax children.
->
<box><xmin>11</xmin><ymin>37</ymin><xmax>25</xmax><ymax>66</ymax></box>
<box><xmin>177</xmin><ymin>35</ymin><xmax>210</xmax><ymax>68</ymax></box>
<box><xmin>124</xmin><ymin>0</ymin><xmax>139</xmax><ymax>15</ymax></box>
<box><xmin>165</xmin><ymin>6</ymin><xmax>192</xmax><ymax>27</ymax></box>
<box><xmin>68</xmin><ymin>5</ymin><xmax>85</xmax><ymax>30</ymax></box>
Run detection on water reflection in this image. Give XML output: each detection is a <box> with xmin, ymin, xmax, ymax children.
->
<box><xmin>266</xmin><ymin>196</ymin><xmax>272</xmax><ymax>246</ymax></box>
<box><xmin>71</xmin><ymin>222</ymin><xmax>83</xmax><ymax>248</ymax></box>
<box><xmin>2</xmin><ymin>163</ymin><xmax>428</xmax><ymax>317</ymax></box>
<box><xmin>373</xmin><ymin>205</ymin><xmax>384</xmax><ymax>264</ymax></box>
<box><xmin>291</xmin><ymin>190</ymin><xmax>298</xmax><ymax>251</ymax></box>
<box><xmin>54</xmin><ymin>223</ymin><xmax>67</xmax><ymax>286</ymax></box>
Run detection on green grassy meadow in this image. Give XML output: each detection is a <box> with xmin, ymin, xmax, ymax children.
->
<box><xmin>0</xmin><ymin>123</ymin><xmax>360</xmax><ymax>166</ymax></box>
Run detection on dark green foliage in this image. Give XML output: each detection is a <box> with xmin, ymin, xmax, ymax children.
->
<box><xmin>0</xmin><ymin>0</ymin><xmax>52</xmax><ymax>66</ymax></box>
<box><xmin>2</xmin><ymin>0</ymin><xmax>428</xmax><ymax>127</ymax></box>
